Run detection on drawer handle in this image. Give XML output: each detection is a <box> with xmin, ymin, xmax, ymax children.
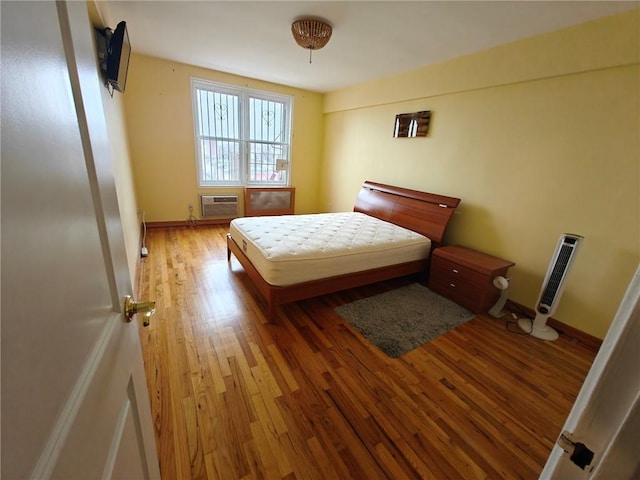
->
<box><xmin>449</xmin><ymin>283</ymin><xmax>456</xmax><ymax>288</ymax></box>
<box><xmin>452</xmin><ymin>269</ymin><xmax>459</xmax><ymax>274</ymax></box>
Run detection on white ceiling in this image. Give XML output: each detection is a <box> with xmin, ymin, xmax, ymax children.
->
<box><xmin>103</xmin><ymin>1</ymin><xmax>638</xmax><ymax>93</ymax></box>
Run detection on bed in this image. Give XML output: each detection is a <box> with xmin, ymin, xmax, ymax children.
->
<box><xmin>227</xmin><ymin>181</ymin><xmax>461</xmax><ymax>319</ymax></box>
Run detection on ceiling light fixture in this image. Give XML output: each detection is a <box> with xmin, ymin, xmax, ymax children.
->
<box><xmin>291</xmin><ymin>18</ymin><xmax>332</xmax><ymax>64</ymax></box>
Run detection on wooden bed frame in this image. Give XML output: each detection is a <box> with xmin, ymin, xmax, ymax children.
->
<box><xmin>227</xmin><ymin>181</ymin><xmax>461</xmax><ymax>319</ymax></box>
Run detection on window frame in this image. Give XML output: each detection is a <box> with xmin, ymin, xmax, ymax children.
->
<box><xmin>190</xmin><ymin>77</ymin><xmax>293</xmax><ymax>187</ymax></box>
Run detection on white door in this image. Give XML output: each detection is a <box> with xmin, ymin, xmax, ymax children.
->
<box><xmin>1</xmin><ymin>1</ymin><xmax>160</xmax><ymax>478</ymax></box>
<box><xmin>540</xmin><ymin>265</ymin><xmax>640</xmax><ymax>479</ymax></box>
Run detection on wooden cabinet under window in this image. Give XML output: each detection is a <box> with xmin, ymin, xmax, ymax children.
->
<box><xmin>430</xmin><ymin>245</ymin><xmax>515</xmax><ymax>313</ymax></box>
<box><xmin>244</xmin><ymin>187</ymin><xmax>295</xmax><ymax>217</ymax></box>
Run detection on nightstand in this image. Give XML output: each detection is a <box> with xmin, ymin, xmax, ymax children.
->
<box><xmin>429</xmin><ymin>245</ymin><xmax>515</xmax><ymax>313</ymax></box>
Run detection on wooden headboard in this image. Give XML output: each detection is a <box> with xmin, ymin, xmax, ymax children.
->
<box><xmin>353</xmin><ymin>181</ymin><xmax>461</xmax><ymax>246</ymax></box>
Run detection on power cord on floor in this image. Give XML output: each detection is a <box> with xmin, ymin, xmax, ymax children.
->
<box><xmin>138</xmin><ymin>210</ymin><xmax>149</xmax><ymax>257</ymax></box>
<box><xmin>187</xmin><ymin>204</ymin><xmax>197</xmax><ymax>227</ymax></box>
<box><xmin>505</xmin><ymin>312</ymin><xmax>532</xmax><ymax>335</ymax></box>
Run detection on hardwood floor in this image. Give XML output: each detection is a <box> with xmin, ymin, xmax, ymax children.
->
<box><xmin>136</xmin><ymin>225</ymin><xmax>597</xmax><ymax>480</ymax></box>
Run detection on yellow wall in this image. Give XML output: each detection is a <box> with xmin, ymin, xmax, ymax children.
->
<box><xmin>100</xmin><ymin>83</ymin><xmax>141</xmax><ymax>287</ymax></box>
<box><xmin>321</xmin><ymin>10</ymin><xmax>640</xmax><ymax>339</ymax></box>
<box><xmin>90</xmin><ymin>0</ymin><xmax>140</xmax><ymax>287</ymax></box>
<box><xmin>124</xmin><ymin>55</ymin><xmax>324</xmax><ymax>221</ymax></box>
<box><xmin>121</xmin><ymin>9</ymin><xmax>638</xmax><ymax>339</ymax></box>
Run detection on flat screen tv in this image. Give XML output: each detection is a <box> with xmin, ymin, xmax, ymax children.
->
<box><xmin>105</xmin><ymin>21</ymin><xmax>130</xmax><ymax>93</ymax></box>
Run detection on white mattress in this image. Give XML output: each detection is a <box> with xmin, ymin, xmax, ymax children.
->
<box><xmin>229</xmin><ymin>212</ymin><xmax>431</xmax><ymax>286</ymax></box>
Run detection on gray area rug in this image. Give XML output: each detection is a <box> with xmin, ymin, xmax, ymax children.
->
<box><xmin>335</xmin><ymin>283</ymin><xmax>475</xmax><ymax>358</ymax></box>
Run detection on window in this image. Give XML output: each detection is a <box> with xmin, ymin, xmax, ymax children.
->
<box><xmin>191</xmin><ymin>78</ymin><xmax>293</xmax><ymax>187</ymax></box>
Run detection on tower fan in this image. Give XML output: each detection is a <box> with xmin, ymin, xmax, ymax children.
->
<box><xmin>518</xmin><ymin>233</ymin><xmax>583</xmax><ymax>341</ymax></box>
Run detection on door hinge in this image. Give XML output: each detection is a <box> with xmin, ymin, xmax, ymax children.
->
<box><xmin>558</xmin><ymin>431</ymin><xmax>595</xmax><ymax>470</ymax></box>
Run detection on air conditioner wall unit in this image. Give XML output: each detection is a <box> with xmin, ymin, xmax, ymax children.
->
<box><xmin>200</xmin><ymin>195</ymin><xmax>239</xmax><ymax>218</ymax></box>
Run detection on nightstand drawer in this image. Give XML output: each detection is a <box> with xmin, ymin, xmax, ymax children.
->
<box><xmin>430</xmin><ymin>275</ymin><xmax>484</xmax><ymax>310</ymax></box>
<box><xmin>429</xmin><ymin>245</ymin><xmax>515</xmax><ymax>314</ymax></box>
<box><xmin>429</xmin><ymin>264</ymin><xmax>485</xmax><ymax>312</ymax></box>
<box><xmin>431</xmin><ymin>256</ymin><xmax>488</xmax><ymax>287</ymax></box>
<box><xmin>429</xmin><ymin>267</ymin><xmax>485</xmax><ymax>296</ymax></box>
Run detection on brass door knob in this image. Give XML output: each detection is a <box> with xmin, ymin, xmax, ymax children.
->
<box><xmin>124</xmin><ymin>295</ymin><xmax>156</xmax><ymax>327</ymax></box>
